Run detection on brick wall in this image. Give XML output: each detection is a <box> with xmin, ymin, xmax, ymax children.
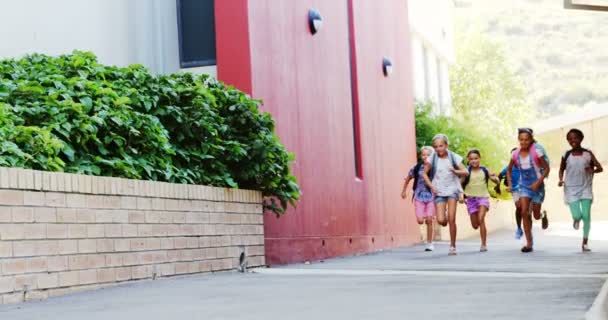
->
<box><xmin>0</xmin><ymin>168</ymin><xmax>265</xmax><ymax>304</ymax></box>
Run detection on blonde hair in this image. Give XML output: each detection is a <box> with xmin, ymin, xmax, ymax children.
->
<box><xmin>420</xmin><ymin>146</ymin><xmax>434</xmax><ymax>155</ymax></box>
<box><xmin>432</xmin><ymin>133</ymin><xmax>449</xmax><ymax>145</ymax></box>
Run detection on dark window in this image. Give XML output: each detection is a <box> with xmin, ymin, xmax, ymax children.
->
<box><xmin>176</xmin><ymin>0</ymin><xmax>217</xmax><ymax>68</ymax></box>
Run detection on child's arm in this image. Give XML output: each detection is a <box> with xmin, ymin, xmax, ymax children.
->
<box><xmin>401</xmin><ymin>176</ymin><xmax>413</xmax><ymax>199</ymax></box>
<box><xmin>591</xmin><ymin>152</ymin><xmax>603</xmax><ymax>174</ymax></box>
<box><xmin>558</xmin><ymin>155</ymin><xmax>567</xmax><ymax>187</ymax></box>
<box><xmin>489</xmin><ymin>170</ymin><xmax>500</xmax><ymax>185</ymax></box>
<box><xmin>531</xmin><ymin>156</ymin><xmax>550</xmax><ymax>192</ymax></box>
<box><xmin>422</xmin><ymin>162</ymin><xmax>437</xmax><ymax>194</ymax></box>
<box><xmin>539</xmin><ymin>156</ymin><xmax>551</xmax><ymax>181</ymax></box>
<box><xmin>506</xmin><ymin>159</ymin><xmax>514</xmax><ymax>192</ymax></box>
<box><xmin>450</xmin><ymin>163</ymin><xmax>469</xmax><ymax>177</ymax></box>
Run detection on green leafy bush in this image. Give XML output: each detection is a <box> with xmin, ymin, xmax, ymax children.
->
<box><xmin>0</xmin><ymin>51</ymin><xmax>300</xmax><ymax>215</ymax></box>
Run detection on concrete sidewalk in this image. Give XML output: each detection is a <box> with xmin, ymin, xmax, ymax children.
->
<box><xmin>0</xmin><ymin>224</ymin><xmax>606</xmax><ymax>320</ymax></box>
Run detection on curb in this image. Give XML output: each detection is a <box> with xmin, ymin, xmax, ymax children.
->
<box><xmin>586</xmin><ymin>279</ymin><xmax>608</xmax><ymax>320</ymax></box>
<box><xmin>251</xmin><ymin>267</ymin><xmax>608</xmax><ymax>279</ymax></box>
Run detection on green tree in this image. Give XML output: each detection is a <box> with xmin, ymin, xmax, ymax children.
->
<box><xmin>415</xmin><ymin>30</ymin><xmax>532</xmax><ymax>199</ymax></box>
<box><xmin>449</xmin><ymin>31</ymin><xmax>532</xmax><ymax>168</ymax></box>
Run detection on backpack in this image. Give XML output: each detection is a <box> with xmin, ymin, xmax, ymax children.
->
<box><xmin>512</xmin><ymin>143</ymin><xmax>550</xmax><ymax>170</ymax></box>
<box><xmin>499</xmin><ymin>166</ymin><xmax>521</xmax><ymax>187</ymax></box>
<box><xmin>462</xmin><ymin>166</ymin><xmax>489</xmax><ymax>189</ymax></box>
<box><xmin>563</xmin><ymin>148</ymin><xmax>590</xmax><ymax>164</ymax></box>
<box><xmin>429</xmin><ymin>151</ymin><xmax>459</xmax><ymax>181</ymax></box>
<box><xmin>411</xmin><ymin>162</ymin><xmax>426</xmax><ymax>200</ymax></box>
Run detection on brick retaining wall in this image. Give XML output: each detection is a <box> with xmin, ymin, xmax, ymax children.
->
<box><xmin>0</xmin><ymin>168</ymin><xmax>264</xmax><ymax>304</ymax></box>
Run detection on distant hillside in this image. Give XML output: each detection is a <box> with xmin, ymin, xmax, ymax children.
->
<box><xmin>454</xmin><ymin>0</ymin><xmax>608</xmax><ymax>117</ymax></box>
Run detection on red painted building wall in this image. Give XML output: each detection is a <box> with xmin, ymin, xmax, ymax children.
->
<box><xmin>216</xmin><ymin>0</ymin><xmax>418</xmax><ymax>265</ymax></box>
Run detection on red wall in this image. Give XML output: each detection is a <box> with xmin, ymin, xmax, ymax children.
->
<box><xmin>216</xmin><ymin>0</ymin><xmax>418</xmax><ymax>265</ymax></box>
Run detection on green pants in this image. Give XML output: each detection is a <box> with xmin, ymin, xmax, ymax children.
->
<box><xmin>569</xmin><ymin>199</ymin><xmax>592</xmax><ymax>239</ymax></box>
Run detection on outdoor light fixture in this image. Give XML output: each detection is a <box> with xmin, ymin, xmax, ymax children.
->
<box><xmin>564</xmin><ymin>0</ymin><xmax>608</xmax><ymax>11</ymax></box>
<box><xmin>383</xmin><ymin>58</ymin><xmax>393</xmax><ymax>77</ymax></box>
<box><xmin>308</xmin><ymin>9</ymin><xmax>323</xmax><ymax>35</ymax></box>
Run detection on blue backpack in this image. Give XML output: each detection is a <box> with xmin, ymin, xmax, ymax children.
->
<box><xmin>462</xmin><ymin>166</ymin><xmax>489</xmax><ymax>189</ymax></box>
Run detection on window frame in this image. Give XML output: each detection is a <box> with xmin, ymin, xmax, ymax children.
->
<box><xmin>176</xmin><ymin>0</ymin><xmax>217</xmax><ymax>68</ymax></box>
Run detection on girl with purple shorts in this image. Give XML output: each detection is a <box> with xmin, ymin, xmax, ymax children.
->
<box><xmin>402</xmin><ymin>146</ymin><xmax>436</xmax><ymax>251</ymax></box>
<box><xmin>462</xmin><ymin>149</ymin><xmax>500</xmax><ymax>252</ymax></box>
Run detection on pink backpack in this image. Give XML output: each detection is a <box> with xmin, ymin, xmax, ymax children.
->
<box><xmin>511</xmin><ymin>143</ymin><xmax>545</xmax><ymax>168</ymax></box>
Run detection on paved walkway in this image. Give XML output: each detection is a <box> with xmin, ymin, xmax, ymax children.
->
<box><xmin>1</xmin><ymin>223</ymin><xmax>607</xmax><ymax>320</ymax></box>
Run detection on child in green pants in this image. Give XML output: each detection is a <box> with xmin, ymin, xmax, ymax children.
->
<box><xmin>558</xmin><ymin>129</ymin><xmax>603</xmax><ymax>252</ymax></box>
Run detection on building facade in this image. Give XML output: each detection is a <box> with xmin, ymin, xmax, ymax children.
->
<box><xmin>0</xmin><ymin>0</ymin><xmax>217</xmax><ymax>76</ymax></box>
<box><xmin>408</xmin><ymin>0</ymin><xmax>455</xmax><ymax>115</ymax></box>
<box><xmin>535</xmin><ymin>104</ymin><xmax>608</xmax><ymax>165</ymax></box>
<box><xmin>0</xmin><ymin>0</ymin><xmax>422</xmax><ymax>265</ymax></box>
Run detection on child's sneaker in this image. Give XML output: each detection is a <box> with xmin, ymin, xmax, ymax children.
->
<box><xmin>425</xmin><ymin>243</ymin><xmax>434</xmax><ymax>252</ymax></box>
<box><xmin>448</xmin><ymin>246</ymin><xmax>457</xmax><ymax>256</ymax></box>
<box><xmin>480</xmin><ymin>245</ymin><xmax>488</xmax><ymax>252</ymax></box>
<box><xmin>582</xmin><ymin>244</ymin><xmax>591</xmax><ymax>252</ymax></box>
<box><xmin>541</xmin><ymin>210</ymin><xmax>549</xmax><ymax>230</ymax></box>
<box><xmin>515</xmin><ymin>228</ymin><xmax>523</xmax><ymax>240</ymax></box>
<box><xmin>573</xmin><ymin>219</ymin><xmax>581</xmax><ymax>230</ymax></box>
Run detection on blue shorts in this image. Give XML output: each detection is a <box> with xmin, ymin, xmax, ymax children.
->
<box><xmin>434</xmin><ymin>193</ymin><xmax>460</xmax><ymax>203</ymax></box>
<box><xmin>533</xmin><ymin>188</ymin><xmax>545</xmax><ymax>204</ymax></box>
<box><xmin>520</xmin><ymin>187</ymin><xmax>545</xmax><ymax>204</ymax></box>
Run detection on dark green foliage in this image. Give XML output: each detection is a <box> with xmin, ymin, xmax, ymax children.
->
<box><xmin>0</xmin><ymin>51</ymin><xmax>300</xmax><ymax>215</ymax></box>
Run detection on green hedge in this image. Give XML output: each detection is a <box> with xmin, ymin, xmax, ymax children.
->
<box><xmin>0</xmin><ymin>51</ymin><xmax>300</xmax><ymax>215</ymax></box>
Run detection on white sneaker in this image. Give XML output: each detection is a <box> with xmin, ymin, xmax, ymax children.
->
<box><xmin>448</xmin><ymin>246</ymin><xmax>457</xmax><ymax>256</ymax></box>
<box><xmin>582</xmin><ymin>244</ymin><xmax>591</xmax><ymax>252</ymax></box>
<box><xmin>425</xmin><ymin>243</ymin><xmax>434</xmax><ymax>252</ymax></box>
<box><xmin>480</xmin><ymin>245</ymin><xmax>488</xmax><ymax>252</ymax></box>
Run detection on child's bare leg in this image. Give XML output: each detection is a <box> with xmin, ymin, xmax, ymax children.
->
<box><xmin>532</xmin><ymin>202</ymin><xmax>548</xmax><ymax>229</ymax></box>
<box><xmin>425</xmin><ymin>218</ymin><xmax>433</xmax><ymax>243</ymax></box>
<box><xmin>469</xmin><ymin>213</ymin><xmax>479</xmax><ymax>230</ymax></box>
<box><xmin>520</xmin><ymin>198</ymin><xmax>533</xmax><ymax>248</ymax></box>
<box><xmin>447</xmin><ymin>199</ymin><xmax>458</xmax><ymax>248</ymax></box>
<box><xmin>478</xmin><ymin>206</ymin><xmax>488</xmax><ymax>247</ymax></box>
<box><xmin>533</xmin><ymin>202</ymin><xmax>542</xmax><ymax>220</ymax></box>
<box><xmin>515</xmin><ymin>200</ymin><xmax>522</xmax><ymax>229</ymax></box>
<box><xmin>436</xmin><ymin>202</ymin><xmax>448</xmax><ymax>227</ymax></box>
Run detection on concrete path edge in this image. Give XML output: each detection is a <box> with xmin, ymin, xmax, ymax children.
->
<box><xmin>586</xmin><ymin>279</ymin><xmax>608</xmax><ymax>320</ymax></box>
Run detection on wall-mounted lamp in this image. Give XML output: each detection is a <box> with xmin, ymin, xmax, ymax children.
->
<box><xmin>308</xmin><ymin>9</ymin><xmax>323</xmax><ymax>35</ymax></box>
<box><xmin>382</xmin><ymin>58</ymin><xmax>393</xmax><ymax>77</ymax></box>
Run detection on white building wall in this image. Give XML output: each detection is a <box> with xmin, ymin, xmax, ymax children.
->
<box><xmin>438</xmin><ymin>60</ymin><xmax>452</xmax><ymax>115</ymax></box>
<box><xmin>424</xmin><ymin>49</ymin><xmax>440</xmax><ymax>114</ymax></box>
<box><xmin>408</xmin><ymin>0</ymin><xmax>454</xmax><ymax>115</ymax></box>
<box><xmin>0</xmin><ymin>0</ymin><xmax>213</xmax><ymax>75</ymax></box>
<box><xmin>411</xmin><ymin>35</ymin><xmax>427</xmax><ymax>103</ymax></box>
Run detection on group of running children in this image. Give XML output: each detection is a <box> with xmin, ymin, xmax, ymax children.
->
<box><xmin>401</xmin><ymin>127</ymin><xmax>603</xmax><ymax>255</ymax></box>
